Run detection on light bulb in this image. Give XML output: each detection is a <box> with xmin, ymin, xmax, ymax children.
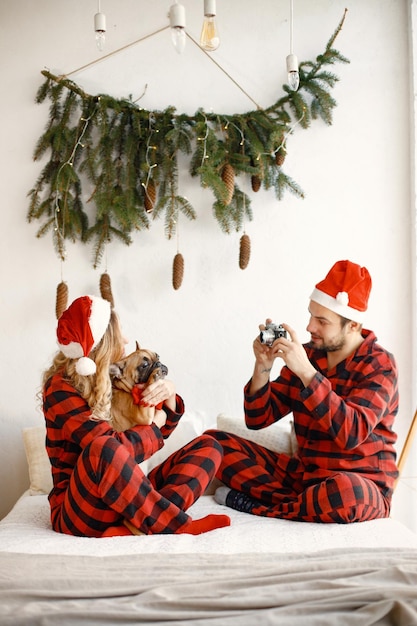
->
<box><xmin>200</xmin><ymin>0</ymin><xmax>219</xmax><ymax>52</ymax></box>
<box><xmin>94</xmin><ymin>12</ymin><xmax>106</xmax><ymax>52</ymax></box>
<box><xmin>169</xmin><ymin>2</ymin><xmax>186</xmax><ymax>54</ymax></box>
<box><xmin>288</xmin><ymin>71</ymin><xmax>299</xmax><ymax>91</ymax></box>
<box><xmin>171</xmin><ymin>26</ymin><xmax>186</xmax><ymax>54</ymax></box>
<box><xmin>95</xmin><ymin>30</ymin><xmax>105</xmax><ymax>51</ymax></box>
<box><xmin>286</xmin><ymin>54</ymin><xmax>299</xmax><ymax>91</ymax></box>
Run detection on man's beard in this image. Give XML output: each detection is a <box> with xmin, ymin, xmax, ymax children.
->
<box><xmin>310</xmin><ymin>333</ymin><xmax>346</xmax><ymax>353</ymax></box>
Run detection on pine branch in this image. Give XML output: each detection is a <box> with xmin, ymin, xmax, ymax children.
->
<box><xmin>274</xmin><ymin>171</ymin><xmax>305</xmax><ymax>201</ymax></box>
<box><xmin>212</xmin><ymin>187</ymin><xmax>252</xmax><ymax>234</ymax></box>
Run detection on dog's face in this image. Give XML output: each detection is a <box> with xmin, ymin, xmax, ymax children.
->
<box><xmin>110</xmin><ymin>341</ymin><xmax>168</xmax><ymax>392</ymax></box>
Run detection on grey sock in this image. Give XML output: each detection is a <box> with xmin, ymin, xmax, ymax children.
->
<box><xmin>214</xmin><ymin>486</ymin><xmax>231</xmax><ymax>506</ymax></box>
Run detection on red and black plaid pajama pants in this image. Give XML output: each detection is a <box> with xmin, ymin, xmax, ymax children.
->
<box><xmin>52</xmin><ymin>434</ymin><xmax>223</xmax><ymax>536</ymax></box>
<box><xmin>206</xmin><ymin>430</ymin><xmax>390</xmax><ymax>523</ymax></box>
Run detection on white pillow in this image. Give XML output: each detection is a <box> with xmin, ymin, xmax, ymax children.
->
<box><xmin>216</xmin><ymin>413</ymin><xmax>296</xmax><ymax>456</ymax></box>
<box><xmin>22</xmin><ymin>426</ymin><xmax>53</xmax><ymax>495</ymax></box>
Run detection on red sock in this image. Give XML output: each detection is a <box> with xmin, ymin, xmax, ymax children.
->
<box><xmin>176</xmin><ymin>514</ymin><xmax>231</xmax><ymax>535</ymax></box>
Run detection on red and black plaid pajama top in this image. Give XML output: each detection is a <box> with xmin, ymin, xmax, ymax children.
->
<box><xmin>43</xmin><ymin>372</ymin><xmax>223</xmax><ymax>536</ymax></box>
<box><xmin>209</xmin><ymin>329</ymin><xmax>399</xmax><ymax>523</ymax></box>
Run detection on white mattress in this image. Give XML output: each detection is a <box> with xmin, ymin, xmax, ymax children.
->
<box><xmin>1</xmin><ymin>490</ymin><xmax>417</xmax><ymax>557</ymax></box>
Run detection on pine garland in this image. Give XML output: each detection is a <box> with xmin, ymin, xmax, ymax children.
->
<box><xmin>27</xmin><ymin>11</ymin><xmax>348</xmax><ymax>268</ymax></box>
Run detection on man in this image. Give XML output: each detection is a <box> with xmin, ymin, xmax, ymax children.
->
<box><xmin>209</xmin><ymin>260</ymin><xmax>399</xmax><ymax>523</ymax></box>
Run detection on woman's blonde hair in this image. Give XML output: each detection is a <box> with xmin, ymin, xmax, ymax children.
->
<box><xmin>42</xmin><ymin>310</ymin><xmax>125</xmax><ymax>421</ymax></box>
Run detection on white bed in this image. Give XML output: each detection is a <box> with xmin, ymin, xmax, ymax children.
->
<box><xmin>1</xmin><ymin>414</ymin><xmax>417</xmax><ymax>625</ymax></box>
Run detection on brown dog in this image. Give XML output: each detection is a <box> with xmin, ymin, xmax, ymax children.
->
<box><xmin>110</xmin><ymin>342</ymin><xmax>168</xmax><ymax>432</ymax></box>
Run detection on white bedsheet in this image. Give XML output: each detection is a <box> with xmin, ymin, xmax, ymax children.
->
<box><xmin>1</xmin><ymin>490</ymin><xmax>416</xmax><ymax>557</ymax></box>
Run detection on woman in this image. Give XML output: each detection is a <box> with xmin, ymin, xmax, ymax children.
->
<box><xmin>42</xmin><ymin>294</ymin><xmax>230</xmax><ymax>537</ymax></box>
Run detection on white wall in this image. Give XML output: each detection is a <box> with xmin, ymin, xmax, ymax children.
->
<box><xmin>1</xmin><ymin>0</ymin><xmax>415</xmax><ymax>529</ymax></box>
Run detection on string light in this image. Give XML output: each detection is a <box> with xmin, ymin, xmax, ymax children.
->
<box><xmin>54</xmin><ymin>105</ymin><xmax>99</xmax><ymax>260</ymax></box>
<box><xmin>253</xmin><ymin>109</ymin><xmax>305</xmax><ymax>164</ymax></box>
<box><xmin>199</xmin><ymin>113</ymin><xmax>210</xmax><ymax>167</ymax></box>
<box><xmin>200</xmin><ymin>0</ymin><xmax>220</xmax><ymax>52</ymax></box>
<box><xmin>94</xmin><ymin>0</ymin><xmax>106</xmax><ymax>52</ymax></box>
<box><xmin>225</xmin><ymin>119</ymin><xmax>245</xmax><ymax>147</ymax></box>
<box><xmin>169</xmin><ymin>1</ymin><xmax>186</xmax><ymax>54</ymax></box>
<box><xmin>142</xmin><ymin>113</ymin><xmax>158</xmax><ymax>210</ymax></box>
<box><xmin>273</xmin><ymin>109</ymin><xmax>305</xmax><ymax>156</ymax></box>
<box><xmin>286</xmin><ymin>0</ymin><xmax>299</xmax><ymax>91</ymax></box>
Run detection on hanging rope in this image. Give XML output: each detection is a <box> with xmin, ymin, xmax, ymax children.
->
<box><xmin>57</xmin><ymin>22</ymin><xmax>262</xmax><ymax>110</ymax></box>
<box><xmin>62</xmin><ymin>26</ymin><xmax>170</xmax><ymax>79</ymax></box>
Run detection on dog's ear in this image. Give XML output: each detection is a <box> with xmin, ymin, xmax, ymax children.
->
<box><xmin>109</xmin><ymin>363</ymin><xmax>123</xmax><ymax>379</ymax></box>
<box><xmin>135</xmin><ymin>340</ymin><xmax>141</xmax><ymax>351</ymax></box>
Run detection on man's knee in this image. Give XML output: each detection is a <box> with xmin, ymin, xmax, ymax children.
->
<box><xmin>323</xmin><ymin>473</ymin><xmax>384</xmax><ymax>523</ymax></box>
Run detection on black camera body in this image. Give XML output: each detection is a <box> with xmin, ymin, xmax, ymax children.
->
<box><xmin>259</xmin><ymin>323</ymin><xmax>287</xmax><ymax>346</ymax></box>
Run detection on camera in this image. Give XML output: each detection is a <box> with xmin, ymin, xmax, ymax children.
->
<box><xmin>259</xmin><ymin>323</ymin><xmax>287</xmax><ymax>346</ymax></box>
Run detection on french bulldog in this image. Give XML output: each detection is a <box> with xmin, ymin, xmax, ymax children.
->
<box><xmin>110</xmin><ymin>342</ymin><xmax>168</xmax><ymax>432</ymax></box>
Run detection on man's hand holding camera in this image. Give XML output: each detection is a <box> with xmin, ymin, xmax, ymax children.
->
<box><xmin>250</xmin><ymin>319</ymin><xmax>316</xmax><ymax>394</ymax></box>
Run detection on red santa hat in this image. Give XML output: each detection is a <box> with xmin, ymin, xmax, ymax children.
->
<box><xmin>309</xmin><ymin>260</ymin><xmax>372</xmax><ymax>323</ymax></box>
<box><xmin>57</xmin><ymin>295</ymin><xmax>111</xmax><ymax>376</ymax></box>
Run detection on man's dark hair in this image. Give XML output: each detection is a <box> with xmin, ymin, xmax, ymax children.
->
<box><xmin>340</xmin><ymin>315</ymin><xmax>362</xmax><ymax>331</ymax></box>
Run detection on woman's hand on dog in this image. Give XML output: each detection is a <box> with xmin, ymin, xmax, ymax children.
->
<box><xmin>138</xmin><ymin>379</ymin><xmax>177</xmax><ymax>412</ymax></box>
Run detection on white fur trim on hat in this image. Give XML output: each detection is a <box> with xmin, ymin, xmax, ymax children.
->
<box><xmin>310</xmin><ymin>287</ymin><xmax>365</xmax><ymax>323</ymax></box>
<box><xmin>88</xmin><ymin>296</ymin><xmax>112</xmax><ymax>349</ymax></box>
<box><xmin>76</xmin><ymin>356</ymin><xmax>97</xmax><ymax>376</ymax></box>
<box><xmin>60</xmin><ymin>341</ymin><xmax>84</xmax><ymax>359</ymax></box>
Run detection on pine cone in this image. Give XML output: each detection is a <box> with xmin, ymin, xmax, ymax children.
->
<box><xmin>56</xmin><ymin>281</ymin><xmax>68</xmax><ymax>319</ymax></box>
<box><xmin>239</xmin><ymin>234</ymin><xmax>251</xmax><ymax>270</ymax></box>
<box><xmin>144</xmin><ymin>179</ymin><xmax>156</xmax><ymax>213</ymax></box>
<box><xmin>99</xmin><ymin>272</ymin><xmax>115</xmax><ymax>307</ymax></box>
<box><xmin>251</xmin><ymin>175</ymin><xmax>261</xmax><ymax>192</ymax></box>
<box><xmin>221</xmin><ymin>164</ymin><xmax>235</xmax><ymax>205</ymax></box>
<box><xmin>172</xmin><ymin>253</ymin><xmax>184</xmax><ymax>290</ymax></box>
<box><xmin>275</xmin><ymin>147</ymin><xmax>286</xmax><ymax>166</ymax></box>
